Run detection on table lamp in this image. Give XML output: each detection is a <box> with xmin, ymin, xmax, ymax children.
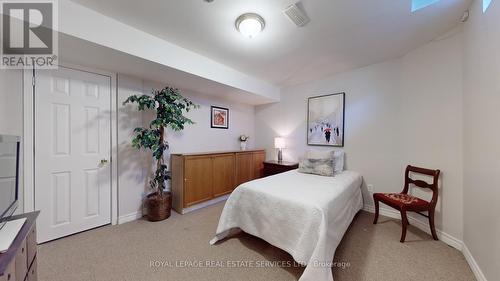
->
<box><xmin>274</xmin><ymin>137</ymin><xmax>285</xmax><ymax>163</ymax></box>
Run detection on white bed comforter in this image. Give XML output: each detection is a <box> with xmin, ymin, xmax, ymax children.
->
<box><xmin>210</xmin><ymin>170</ymin><xmax>363</xmax><ymax>281</ymax></box>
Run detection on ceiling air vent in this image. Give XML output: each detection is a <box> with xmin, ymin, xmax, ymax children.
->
<box><xmin>283</xmin><ymin>3</ymin><xmax>310</xmax><ymax>27</ymax></box>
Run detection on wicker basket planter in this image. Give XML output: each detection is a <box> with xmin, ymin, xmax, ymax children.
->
<box><xmin>146</xmin><ymin>192</ymin><xmax>172</xmax><ymax>222</ymax></box>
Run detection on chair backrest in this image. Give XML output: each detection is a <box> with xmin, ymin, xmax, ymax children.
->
<box><xmin>402</xmin><ymin>165</ymin><xmax>441</xmax><ymax>206</ymax></box>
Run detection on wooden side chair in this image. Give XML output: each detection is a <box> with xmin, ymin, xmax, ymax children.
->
<box><xmin>373</xmin><ymin>165</ymin><xmax>441</xmax><ymax>243</ymax></box>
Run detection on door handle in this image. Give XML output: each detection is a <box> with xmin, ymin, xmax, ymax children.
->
<box><xmin>100</xmin><ymin>159</ymin><xmax>109</xmax><ymax>165</ymax></box>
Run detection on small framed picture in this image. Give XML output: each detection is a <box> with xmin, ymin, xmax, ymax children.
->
<box><xmin>211</xmin><ymin>106</ymin><xmax>229</xmax><ymax>129</ymax></box>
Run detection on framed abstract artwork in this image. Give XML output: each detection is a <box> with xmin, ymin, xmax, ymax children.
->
<box><xmin>307</xmin><ymin>93</ymin><xmax>345</xmax><ymax>147</ymax></box>
<box><xmin>211</xmin><ymin>106</ymin><xmax>229</xmax><ymax>129</ymax></box>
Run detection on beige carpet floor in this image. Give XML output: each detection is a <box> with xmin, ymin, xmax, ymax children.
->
<box><xmin>38</xmin><ymin>203</ymin><xmax>475</xmax><ymax>281</ymax></box>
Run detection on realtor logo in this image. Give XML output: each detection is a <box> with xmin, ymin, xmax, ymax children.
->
<box><xmin>1</xmin><ymin>0</ymin><xmax>58</xmax><ymax>69</ymax></box>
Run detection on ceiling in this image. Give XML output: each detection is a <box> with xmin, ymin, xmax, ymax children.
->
<box><xmin>69</xmin><ymin>0</ymin><xmax>471</xmax><ymax>88</ymax></box>
<box><xmin>58</xmin><ymin>34</ymin><xmax>277</xmax><ymax>105</ymax></box>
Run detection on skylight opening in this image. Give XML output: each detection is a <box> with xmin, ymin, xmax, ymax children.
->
<box><xmin>411</xmin><ymin>0</ymin><xmax>441</xmax><ymax>12</ymax></box>
<box><xmin>483</xmin><ymin>0</ymin><xmax>492</xmax><ymax>12</ymax></box>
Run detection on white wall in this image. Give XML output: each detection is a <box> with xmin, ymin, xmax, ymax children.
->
<box><xmin>255</xmin><ymin>30</ymin><xmax>464</xmax><ymax>240</ymax></box>
<box><xmin>117</xmin><ymin>74</ymin><xmax>256</xmax><ymax>218</ymax></box>
<box><xmin>462</xmin><ymin>0</ymin><xmax>500</xmax><ymax>280</ymax></box>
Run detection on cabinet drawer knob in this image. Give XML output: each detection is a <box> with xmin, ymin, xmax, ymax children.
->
<box><xmin>22</xmin><ymin>247</ymin><xmax>25</xmax><ymax>253</ymax></box>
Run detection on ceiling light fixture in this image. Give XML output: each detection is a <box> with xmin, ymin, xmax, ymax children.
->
<box><xmin>235</xmin><ymin>13</ymin><xmax>265</xmax><ymax>39</ymax></box>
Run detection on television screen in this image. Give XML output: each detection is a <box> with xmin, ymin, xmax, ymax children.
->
<box><xmin>0</xmin><ymin>135</ymin><xmax>19</xmax><ymax>227</ymax></box>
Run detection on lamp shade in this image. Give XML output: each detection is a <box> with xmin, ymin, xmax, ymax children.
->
<box><xmin>274</xmin><ymin>137</ymin><xmax>285</xmax><ymax>149</ymax></box>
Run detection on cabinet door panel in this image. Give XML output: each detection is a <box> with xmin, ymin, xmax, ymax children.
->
<box><xmin>212</xmin><ymin>154</ymin><xmax>236</xmax><ymax>197</ymax></box>
<box><xmin>0</xmin><ymin>260</ymin><xmax>15</xmax><ymax>281</ymax></box>
<box><xmin>27</xmin><ymin>226</ymin><xmax>37</xmax><ymax>267</ymax></box>
<box><xmin>236</xmin><ymin>153</ymin><xmax>254</xmax><ymax>186</ymax></box>
<box><xmin>27</xmin><ymin>256</ymin><xmax>37</xmax><ymax>281</ymax></box>
<box><xmin>184</xmin><ymin>157</ymin><xmax>213</xmax><ymax>207</ymax></box>
<box><xmin>15</xmin><ymin>239</ymin><xmax>27</xmax><ymax>281</ymax></box>
<box><xmin>253</xmin><ymin>151</ymin><xmax>265</xmax><ymax>179</ymax></box>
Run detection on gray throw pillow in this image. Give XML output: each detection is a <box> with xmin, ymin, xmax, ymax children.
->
<box><xmin>298</xmin><ymin>158</ymin><xmax>335</xmax><ymax>177</ymax></box>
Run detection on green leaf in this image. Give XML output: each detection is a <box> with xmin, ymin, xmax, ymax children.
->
<box><xmin>125</xmin><ymin>86</ymin><xmax>198</xmax><ymax>193</ymax></box>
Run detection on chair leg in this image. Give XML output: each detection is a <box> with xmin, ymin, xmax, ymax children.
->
<box><xmin>373</xmin><ymin>197</ymin><xmax>379</xmax><ymax>224</ymax></box>
<box><xmin>428</xmin><ymin>209</ymin><xmax>439</xmax><ymax>240</ymax></box>
<box><xmin>400</xmin><ymin>210</ymin><xmax>409</xmax><ymax>243</ymax></box>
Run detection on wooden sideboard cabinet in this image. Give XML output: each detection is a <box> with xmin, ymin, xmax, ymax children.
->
<box><xmin>171</xmin><ymin>150</ymin><xmax>265</xmax><ymax>214</ymax></box>
<box><xmin>0</xmin><ymin>212</ymin><xmax>39</xmax><ymax>281</ymax></box>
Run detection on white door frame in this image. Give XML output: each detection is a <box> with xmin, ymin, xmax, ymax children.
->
<box><xmin>22</xmin><ymin>62</ymin><xmax>119</xmax><ymax>226</ymax></box>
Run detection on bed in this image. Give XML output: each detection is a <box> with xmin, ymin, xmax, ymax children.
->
<box><xmin>210</xmin><ymin>169</ymin><xmax>364</xmax><ymax>281</ymax></box>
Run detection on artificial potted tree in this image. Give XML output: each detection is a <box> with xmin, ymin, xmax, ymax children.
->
<box><xmin>124</xmin><ymin>87</ymin><xmax>198</xmax><ymax>221</ymax></box>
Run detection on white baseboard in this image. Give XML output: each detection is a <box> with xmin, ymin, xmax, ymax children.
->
<box><xmin>364</xmin><ymin>204</ymin><xmax>488</xmax><ymax>281</ymax></box>
<box><xmin>117</xmin><ymin>195</ymin><xmax>229</xmax><ymax>224</ymax></box>
<box><xmin>462</xmin><ymin>244</ymin><xmax>488</xmax><ymax>281</ymax></box>
<box><xmin>118</xmin><ymin>211</ymin><xmax>143</xmax><ymax>224</ymax></box>
<box><xmin>363</xmin><ymin>204</ymin><xmax>463</xmax><ymax>250</ymax></box>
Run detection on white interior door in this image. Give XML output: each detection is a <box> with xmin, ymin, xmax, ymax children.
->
<box><xmin>35</xmin><ymin>66</ymin><xmax>112</xmax><ymax>243</ymax></box>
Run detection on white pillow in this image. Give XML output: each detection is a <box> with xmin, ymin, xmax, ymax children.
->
<box><xmin>298</xmin><ymin>158</ymin><xmax>335</xmax><ymax>177</ymax></box>
<box><xmin>305</xmin><ymin>149</ymin><xmax>344</xmax><ymax>173</ymax></box>
<box><xmin>332</xmin><ymin>150</ymin><xmax>345</xmax><ymax>172</ymax></box>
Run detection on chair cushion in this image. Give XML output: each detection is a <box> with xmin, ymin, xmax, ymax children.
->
<box><xmin>374</xmin><ymin>193</ymin><xmax>429</xmax><ymax>209</ymax></box>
